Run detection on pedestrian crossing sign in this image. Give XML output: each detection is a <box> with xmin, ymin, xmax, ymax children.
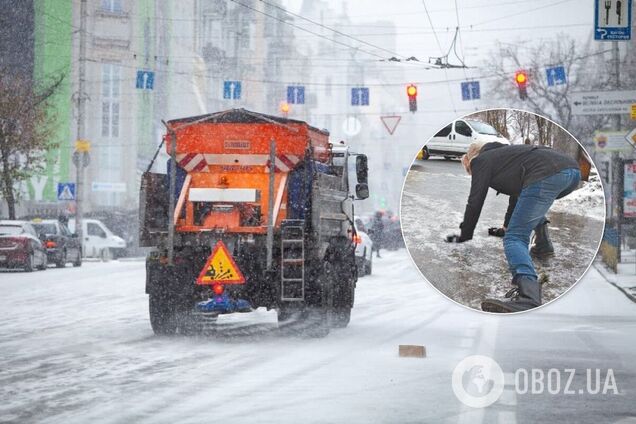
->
<box><xmin>57</xmin><ymin>183</ymin><xmax>76</xmax><ymax>201</ymax></box>
<box><xmin>196</xmin><ymin>240</ymin><xmax>245</xmax><ymax>285</ymax></box>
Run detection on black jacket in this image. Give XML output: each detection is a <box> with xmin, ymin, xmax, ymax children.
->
<box><xmin>460</xmin><ymin>143</ymin><xmax>579</xmax><ymax>240</ymax></box>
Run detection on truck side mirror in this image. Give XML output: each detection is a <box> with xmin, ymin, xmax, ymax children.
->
<box><xmin>356</xmin><ymin>155</ymin><xmax>368</xmax><ymax>184</ymax></box>
<box><xmin>355</xmin><ymin>183</ymin><xmax>369</xmax><ymax>200</ymax></box>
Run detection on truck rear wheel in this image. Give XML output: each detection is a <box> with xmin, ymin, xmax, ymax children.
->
<box><xmin>331</xmin><ymin>308</ymin><xmax>351</xmax><ymax>328</ymax></box>
<box><xmin>149</xmin><ymin>293</ymin><xmax>177</xmax><ymax>335</ymax></box>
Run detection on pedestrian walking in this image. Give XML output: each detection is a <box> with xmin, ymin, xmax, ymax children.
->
<box><xmin>370</xmin><ymin>211</ymin><xmax>385</xmax><ymax>258</ymax></box>
<box><xmin>445</xmin><ymin>141</ymin><xmax>581</xmax><ymax>313</ymax></box>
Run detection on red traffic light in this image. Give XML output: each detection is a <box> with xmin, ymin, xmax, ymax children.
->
<box><xmin>406</xmin><ymin>84</ymin><xmax>418</xmax><ymax>97</ymax></box>
<box><xmin>514</xmin><ymin>71</ymin><xmax>528</xmax><ymax>86</ymax></box>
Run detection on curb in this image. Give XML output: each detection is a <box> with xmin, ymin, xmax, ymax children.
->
<box><xmin>593</xmin><ymin>261</ymin><xmax>636</xmax><ymax>304</ymax></box>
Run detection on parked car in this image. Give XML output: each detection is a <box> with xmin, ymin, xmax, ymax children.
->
<box><xmin>31</xmin><ymin>219</ymin><xmax>82</xmax><ymax>268</ymax></box>
<box><xmin>421</xmin><ymin>119</ymin><xmax>510</xmax><ymax>160</ymax></box>
<box><xmin>354</xmin><ymin>217</ymin><xmax>373</xmax><ymax>276</ymax></box>
<box><xmin>67</xmin><ymin>218</ymin><xmax>126</xmax><ymax>260</ymax></box>
<box><xmin>0</xmin><ymin>220</ymin><xmax>48</xmax><ymax>272</ymax></box>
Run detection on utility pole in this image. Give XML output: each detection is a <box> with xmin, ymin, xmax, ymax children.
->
<box><xmin>75</xmin><ymin>0</ymin><xmax>87</xmax><ymax>245</ymax></box>
<box><xmin>611</xmin><ymin>40</ymin><xmax>622</xmax><ymax>264</ymax></box>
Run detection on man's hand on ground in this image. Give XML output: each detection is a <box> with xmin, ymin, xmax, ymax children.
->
<box><xmin>488</xmin><ymin>227</ymin><xmax>506</xmax><ymax>237</ymax></box>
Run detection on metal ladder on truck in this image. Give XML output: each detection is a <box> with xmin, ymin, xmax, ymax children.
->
<box><xmin>281</xmin><ymin>220</ymin><xmax>305</xmax><ymax>301</ymax></box>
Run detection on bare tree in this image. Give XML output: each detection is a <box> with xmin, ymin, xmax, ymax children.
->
<box><xmin>484</xmin><ymin>34</ymin><xmax>616</xmax><ymax>141</ymax></box>
<box><xmin>0</xmin><ymin>70</ymin><xmax>64</xmax><ymax>219</ymax></box>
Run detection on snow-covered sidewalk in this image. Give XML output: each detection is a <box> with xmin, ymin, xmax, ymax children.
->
<box><xmin>594</xmin><ymin>249</ymin><xmax>636</xmax><ymax>303</ymax></box>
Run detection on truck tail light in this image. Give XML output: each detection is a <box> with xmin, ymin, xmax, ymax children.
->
<box><xmin>45</xmin><ymin>241</ymin><xmax>57</xmax><ymax>248</ymax></box>
<box><xmin>213</xmin><ymin>284</ymin><xmax>224</xmax><ymax>295</ymax></box>
<box><xmin>353</xmin><ymin>235</ymin><xmax>362</xmax><ymax>245</ymax></box>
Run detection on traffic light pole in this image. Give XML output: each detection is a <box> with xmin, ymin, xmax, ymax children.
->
<box><xmin>75</xmin><ymin>0</ymin><xmax>87</xmax><ymax>245</ymax></box>
<box><xmin>611</xmin><ymin>40</ymin><xmax>622</xmax><ymax>264</ymax></box>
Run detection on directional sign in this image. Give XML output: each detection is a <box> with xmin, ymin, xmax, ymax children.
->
<box><xmin>546</xmin><ymin>66</ymin><xmax>566</xmax><ymax>86</ymax></box>
<box><xmin>286</xmin><ymin>85</ymin><xmax>305</xmax><ymax>104</ymax></box>
<box><xmin>595</xmin><ymin>0</ymin><xmax>632</xmax><ymax>40</ymax></box>
<box><xmin>461</xmin><ymin>81</ymin><xmax>480</xmax><ymax>100</ymax></box>
<box><xmin>136</xmin><ymin>70</ymin><xmax>155</xmax><ymax>90</ymax></box>
<box><xmin>380</xmin><ymin>115</ymin><xmax>401</xmax><ymax>135</ymax></box>
<box><xmin>342</xmin><ymin>116</ymin><xmax>362</xmax><ymax>137</ymax></box>
<box><xmin>594</xmin><ymin>131</ymin><xmax>632</xmax><ymax>152</ymax></box>
<box><xmin>57</xmin><ymin>183</ymin><xmax>76</xmax><ymax>201</ymax></box>
<box><xmin>351</xmin><ymin>87</ymin><xmax>369</xmax><ymax>106</ymax></box>
<box><xmin>626</xmin><ymin>128</ymin><xmax>636</xmax><ymax>148</ymax></box>
<box><xmin>572</xmin><ymin>90</ymin><xmax>636</xmax><ymax>115</ymax></box>
<box><xmin>223</xmin><ymin>81</ymin><xmax>241</xmax><ymax>100</ymax></box>
<box><xmin>196</xmin><ymin>240</ymin><xmax>245</xmax><ymax>285</ymax></box>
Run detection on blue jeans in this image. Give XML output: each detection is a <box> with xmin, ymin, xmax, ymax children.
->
<box><xmin>503</xmin><ymin>168</ymin><xmax>581</xmax><ymax>281</ymax></box>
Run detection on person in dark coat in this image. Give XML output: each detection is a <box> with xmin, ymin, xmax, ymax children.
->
<box><xmin>445</xmin><ymin>141</ymin><xmax>581</xmax><ymax>313</ymax></box>
<box><xmin>370</xmin><ymin>211</ymin><xmax>385</xmax><ymax>258</ymax></box>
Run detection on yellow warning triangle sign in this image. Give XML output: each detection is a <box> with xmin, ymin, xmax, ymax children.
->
<box><xmin>196</xmin><ymin>240</ymin><xmax>246</xmax><ymax>285</ymax></box>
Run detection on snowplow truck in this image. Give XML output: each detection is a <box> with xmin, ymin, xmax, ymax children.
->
<box><xmin>140</xmin><ymin>109</ymin><xmax>369</xmax><ymax>337</ymax></box>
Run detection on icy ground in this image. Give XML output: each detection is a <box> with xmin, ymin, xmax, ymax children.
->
<box><xmin>401</xmin><ymin>159</ymin><xmax>605</xmax><ymax>310</ymax></box>
<box><xmin>0</xmin><ymin>251</ymin><xmax>634</xmax><ymax>424</ymax></box>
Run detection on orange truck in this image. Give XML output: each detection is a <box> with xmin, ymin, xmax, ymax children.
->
<box><xmin>140</xmin><ymin>109</ymin><xmax>369</xmax><ymax>337</ymax></box>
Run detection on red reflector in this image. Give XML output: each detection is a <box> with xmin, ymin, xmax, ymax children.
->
<box><xmin>45</xmin><ymin>241</ymin><xmax>57</xmax><ymax>248</ymax></box>
<box><xmin>353</xmin><ymin>235</ymin><xmax>362</xmax><ymax>245</ymax></box>
<box><xmin>213</xmin><ymin>284</ymin><xmax>224</xmax><ymax>295</ymax></box>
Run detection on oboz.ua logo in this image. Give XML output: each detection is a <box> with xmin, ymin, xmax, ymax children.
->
<box><xmin>452</xmin><ymin>355</ymin><xmax>505</xmax><ymax>408</ymax></box>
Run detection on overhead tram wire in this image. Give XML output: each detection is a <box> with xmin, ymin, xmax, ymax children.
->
<box><xmin>255</xmin><ymin>0</ymin><xmax>423</xmax><ymax>66</ymax></box>
<box><xmin>226</xmin><ymin>0</ymin><xmax>389</xmax><ymax>62</ymax></box>
<box><xmin>422</xmin><ymin>0</ymin><xmax>457</xmax><ymax>114</ymax></box>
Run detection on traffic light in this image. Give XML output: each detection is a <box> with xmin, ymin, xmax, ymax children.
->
<box><xmin>406</xmin><ymin>84</ymin><xmax>417</xmax><ymax>112</ymax></box>
<box><xmin>514</xmin><ymin>70</ymin><xmax>528</xmax><ymax>100</ymax></box>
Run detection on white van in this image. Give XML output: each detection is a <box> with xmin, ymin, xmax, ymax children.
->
<box><xmin>422</xmin><ymin>119</ymin><xmax>510</xmax><ymax>160</ymax></box>
<box><xmin>67</xmin><ymin>218</ymin><xmax>126</xmax><ymax>260</ymax></box>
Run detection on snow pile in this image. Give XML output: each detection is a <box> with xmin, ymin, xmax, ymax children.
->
<box><xmin>551</xmin><ymin>173</ymin><xmax>605</xmax><ymax>221</ymax></box>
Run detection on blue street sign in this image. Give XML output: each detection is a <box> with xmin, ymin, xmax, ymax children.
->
<box><xmin>546</xmin><ymin>66</ymin><xmax>567</xmax><ymax>86</ymax></box>
<box><xmin>287</xmin><ymin>86</ymin><xmax>305</xmax><ymax>104</ymax></box>
<box><xmin>57</xmin><ymin>182</ymin><xmax>76</xmax><ymax>201</ymax></box>
<box><xmin>594</xmin><ymin>0</ymin><xmax>632</xmax><ymax>40</ymax></box>
<box><xmin>223</xmin><ymin>81</ymin><xmax>242</xmax><ymax>99</ymax></box>
<box><xmin>461</xmin><ymin>81</ymin><xmax>481</xmax><ymax>101</ymax></box>
<box><xmin>351</xmin><ymin>87</ymin><xmax>369</xmax><ymax>106</ymax></box>
<box><xmin>136</xmin><ymin>70</ymin><xmax>154</xmax><ymax>90</ymax></box>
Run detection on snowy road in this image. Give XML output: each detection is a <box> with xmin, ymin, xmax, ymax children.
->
<box><xmin>1</xmin><ymin>252</ymin><xmax>634</xmax><ymax>424</ymax></box>
<box><xmin>401</xmin><ymin>158</ymin><xmax>605</xmax><ymax>310</ymax></box>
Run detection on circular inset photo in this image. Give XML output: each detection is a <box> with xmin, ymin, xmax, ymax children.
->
<box><xmin>400</xmin><ymin>109</ymin><xmax>605</xmax><ymax>314</ymax></box>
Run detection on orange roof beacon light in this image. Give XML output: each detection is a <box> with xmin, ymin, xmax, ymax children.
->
<box><xmin>514</xmin><ymin>70</ymin><xmax>528</xmax><ymax>100</ymax></box>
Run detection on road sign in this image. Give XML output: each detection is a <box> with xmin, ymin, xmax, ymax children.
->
<box><xmin>594</xmin><ymin>131</ymin><xmax>633</xmax><ymax>152</ymax></box>
<box><xmin>136</xmin><ymin>70</ymin><xmax>155</xmax><ymax>89</ymax></box>
<box><xmin>626</xmin><ymin>128</ymin><xmax>636</xmax><ymax>148</ymax></box>
<box><xmin>342</xmin><ymin>116</ymin><xmax>361</xmax><ymax>137</ymax></box>
<box><xmin>546</xmin><ymin>66</ymin><xmax>566</xmax><ymax>86</ymax></box>
<box><xmin>223</xmin><ymin>81</ymin><xmax>241</xmax><ymax>99</ymax></box>
<box><xmin>460</xmin><ymin>81</ymin><xmax>480</xmax><ymax>100</ymax></box>
<box><xmin>572</xmin><ymin>90</ymin><xmax>636</xmax><ymax>115</ymax></box>
<box><xmin>91</xmin><ymin>182</ymin><xmax>126</xmax><ymax>192</ymax></box>
<box><xmin>380</xmin><ymin>115</ymin><xmax>401</xmax><ymax>135</ymax></box>
<box><xmin>286</xmin><ymin>85</ymin><xmax>305</xmax><ymax>104</ymax></box>
<box><xmin>196</xmin><ymin>240</ymin><xmax>245</xmax><ymax>285</ymax></box>
<box><xmin>631</xmin><ymin>104</ymin><xmax>636</xmax><ymax>120</ymax></box>
<box><xmin>351</xmin><ymin>87</ymin><xmax>369</xmax><ymax>106</ymax></box>
<box><xmin>57</xmin><ymin>183</ymin><xmax>76</xmax><ymax>201</ymax></box>
<box><xmin>595</xmin><ymin>0</ymin><xmax>632</xmax><ymax>40</ymax></box>
<box><xmin>75</xmin><ymin>139</ymin><xmax>91</xmax><ymax>152</ymax></box>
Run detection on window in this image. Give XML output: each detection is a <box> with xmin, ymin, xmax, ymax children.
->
<box><xmin>454</xmin><ymin>120</ymin><xmax>472</xmax><ymax>137</ymax></box>
<box><xmin>435</xmin><ymin>123</ymin><xmax>452</xmax><ymax>137</ymax></box>
<box><xmin>87</xmin><ymin>223</ymin><xmax>107</xmax><ymax>238</ymax></box>
<box><xmin>101</xmin><ymin>0</ymin><xmax>122</xmax><ymax>13</ymax></box>
<box><xmin>101</xmin><ymin>63</ymin><xmax>120</xmax><ymax>138</ymax></box>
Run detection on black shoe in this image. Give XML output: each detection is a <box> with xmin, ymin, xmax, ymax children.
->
<box><xmin>531</xmin><ymin>220</ymin><xmax>554</xmax><ymax>258</ymax></box>
<box><xmin>481</xmin><ymin>275</ymin><xmax>542</xmax><ymax>313</ymax></box>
